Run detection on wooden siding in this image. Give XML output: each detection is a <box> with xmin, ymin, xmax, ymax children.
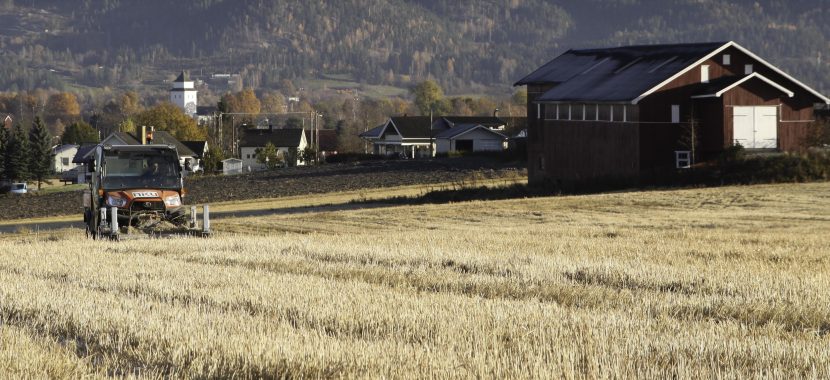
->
<box><xmin>525</xmin><ymin>44</ymin><xmax>824</xmax><ymax>185</ymax></box>
<box><xmin>530</xmin><ymin>120</ymin><xmax>639</xmax><ymax>185</ymax></box>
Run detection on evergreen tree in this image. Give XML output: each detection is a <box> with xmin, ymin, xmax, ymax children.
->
<box><xmin>0</xmin><ymin>126</ymin><xmax>8</xmax><ymax>180</ymax></box>
<box><xmin>29</xmin><ymin>117</ymin><xmax>54</xmax><ymax>190</ymax></box>
<box><xmin>6</xmin><ymin>124</ymin><xmax>31</xmax><ymax>182</ymax></box>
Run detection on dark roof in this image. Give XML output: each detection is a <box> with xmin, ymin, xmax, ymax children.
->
<box><xmin>196</xmin><ymin>106</ymin><xmax>217</xmax><ymax>115</ymax></box>
<box><xmin>359</xmin><ymin>124</ymin><xmax>385</xmax><ymax>138</ymax></box>
<box><xmin>434</xmin><ymin>124</ymin><xmax>508</xmax><ymax>139</ymax></box>
<box><xmin>149</xmin><ymin>131</ymin><xmax>197</xmax><ymax>157</ymax></box>
<box><xmin>174</xmin><ymin>71</ymin><xmax>187</xmax><ymax>82</ymax></box>
<box><xmin>181</xmin><ymin>141</ymin><xmax>208</xmax><ymax>157</ymax></box>
<box><xmin>304</xmin><ymin>129</ymin><xmax>338</xmax><ymax>152</ymax></box>
<box><xmin>389</xmin><ymin>116</ymin><xmax>432</xmax><ymax>138</ymax></box>
<box><xmin>72</xmin><ymin>144</ymin><xmax>97</xmax><ymax>163</ymax></box>
<box><xmin>515</xmin><ymin>42</ymin><xmax>726</xmax><ymax>102</ymax></box>
<box><xmin>240</xmin><ymin>128</ymin><xmax>304</xmax><ymax>148</ymax></box>
<box><xmin>440</xmin><ymin>116</ymin><xmax>506</xmax><ymax>128</ymax></box>
<box><xmin>106</xmin><ymin>131</ymin><xmax>140</xmax><ymax>145</ymax></box>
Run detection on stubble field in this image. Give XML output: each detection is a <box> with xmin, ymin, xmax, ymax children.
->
<box><xmin>1</xmin><ymin>182</ymin><xmax>829</xmax><ymax>378</ymax></box>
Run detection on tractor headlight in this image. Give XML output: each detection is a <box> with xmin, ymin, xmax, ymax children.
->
<box><xmin>105</xmin><ymin>195</ymin><xmax>127</xmax><ymax>208</ymax></box>
<box><xmin>164</xmin><ymin>194</ymin><xmax>182</xmax><ymax>207</ymax></box>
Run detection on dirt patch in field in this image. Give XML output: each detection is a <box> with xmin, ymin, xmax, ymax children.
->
<box><xmin>0</xmin><ymin>158</ymin><xmax>526</xmax><ymax>221</ymax></box>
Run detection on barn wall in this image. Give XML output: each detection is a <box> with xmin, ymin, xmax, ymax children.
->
<box><xmin>530</xmin><ymin>120</ymin><xmax>639</xmax><ymax>186</ymax></box>
<box><xmin>721</xmin><ymin>81</ymin><xmax>815</xmax><ymax>152</ymax></box>
<box><xmin>526</xmin><ymin>84</ymin><xmax>557</xmax><ymax>183</ymax></box>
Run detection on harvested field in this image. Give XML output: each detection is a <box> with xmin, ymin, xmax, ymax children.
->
<box><xmin>1</xmin><ymin>182</ymin><xmax>829</xmax><ymax>378</ymax></box>
<box><xmin>0</xmin><ymin>158</ymin><xmax>525</xmax><ymax>221</ymax></box>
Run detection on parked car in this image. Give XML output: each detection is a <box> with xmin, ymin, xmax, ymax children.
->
<box><xmin>10</xmin><ymin>182</ymin><xmax>27</xmax><ymax>194</ymax></box>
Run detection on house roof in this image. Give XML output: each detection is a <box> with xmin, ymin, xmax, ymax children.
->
<box><xmin>360</xmin><ymin>117</ymin><xmax>432</xmax><ymax>140</ymax></box>
<box><xmin>240</xmin><ymin>128</ymin><xmax>305</xmax><ymax>148</ymax></box>
<box><xmin>434</xmin><ymin>124</ymin><xmax>508</xmax><ymax>140</ymax></box>
<box><xmin>304</xmin><ymin>129</ymin><xmax>338</xmax><ymax>152</ymax></box>
<box><xmin>196</xmin><ymin>106</ymin><xmax>217</xmax><ymax>116</ymax></box>
<box><xmin>181</xmin><ymin>140</ymin><xmax>208</xmax><ymax>157</ymax></box>
<box><xmin>359</xmin><ymin>124</ymin><xmax>385</xmax><ymax>139</ymax></box>
<box><xmin>439</xmin><ymin>116</ymin><xmax>506</xmax><ymax>128</ymax></box>
<box><xmin>149</xmin><ymin>131</ymin><xmax>197</xmax><ymax>157</ymax></box>
<box><xmin>52</xmin><ymin>144</ymin><xmax>78</xmax><ymax>154</ymax></box>
<box><xmin>516</xmin><ymin>41</ymin><xmax>830</xmax><ymax>105</ymax></box>
<box><xmin>103</xmin><ymin>131</ymin><xmax>140</xmax><ymax>145</ymax></box>
<box><xmin>174</xmin><ymin>71</ymin><xmax>187</xmax><ymax>82</ymax></box>
<box><xmin>691</xmin><ymin>73</ymin><xmax>794</xmax><ymax>99</ymax></box>
<box><xmin>72</xmin><ymin>144</ymin><xmax>97</xmax><ymax>163</ymax></box>
<box><xmin>389</xmin><ymin>116</ymin><xmax>432</xmax><ymax>138</ymax></box>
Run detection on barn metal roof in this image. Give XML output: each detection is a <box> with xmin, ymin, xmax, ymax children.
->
<box><xmin>517</xmin><ymin>42</ymin><xmax>725</xmax><ymax>103</ymax></box>
<box><xmin>516</xmin><ymin>41</ymin><xmax>830</xmax><ymax>105</ymax></box>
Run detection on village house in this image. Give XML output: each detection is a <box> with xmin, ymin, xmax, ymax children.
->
<box><xmin>360</xmin><ymin>115</ymin><xmax>512</xmax><ymax>157</ymax></box>
<box><xmin>238</xmin><ymin>127</ymin><xmax>308</xmax><ymax>169</ymax></box>
<box><xmin>52</xmin><ymin>144</ymin><xmax>79</xmax><ymax>173</ymax></box>
<box><xmin>515</xmin><ymin>41</ymin><xmax>830</xmax><ymax>185</ymax></box>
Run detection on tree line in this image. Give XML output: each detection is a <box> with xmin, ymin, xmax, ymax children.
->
<box><xmin>0</xmin><ymin>117</ymin><xmax>54</xmax><ymax>190</ymax></box>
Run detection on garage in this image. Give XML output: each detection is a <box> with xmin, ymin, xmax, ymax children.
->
<box><xmin>733</xmin><ymin>106</ymin><xmax>777</xmax><ymax>149</ymax></box>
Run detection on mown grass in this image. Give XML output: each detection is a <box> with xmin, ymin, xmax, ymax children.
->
<box><xmin>0</xmin><ymin>182</ymin><xmax>829</xmax><ymax>378</ymax></box>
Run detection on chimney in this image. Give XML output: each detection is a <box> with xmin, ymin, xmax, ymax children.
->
<box><xmin>141</xmin><ymin>125</ymin><xmax>146</xmax><ymax>145</ymax></box>
<box><xmin>147</xmin><ymin>126</ymin><xmax>155</xmax><ymax>144</ymax></box>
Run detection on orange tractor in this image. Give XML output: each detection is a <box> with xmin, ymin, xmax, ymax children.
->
<box><xmin>82</xmin><ymin>143</ymin><xmax>210</xmax><ymax>239</ymax></box>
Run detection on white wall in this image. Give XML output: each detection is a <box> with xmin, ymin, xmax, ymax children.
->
<box><xmin>435</xmin><ymin>128</ymin><xmax>506</xmax><ymax>154</ymax></box>
<box><xmin>53</xmin><ymin>146</ymin><xmax>79</xmax><ymax>173</ymax></box>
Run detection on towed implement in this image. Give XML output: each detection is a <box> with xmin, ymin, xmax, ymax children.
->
<box><xmin>83</xmin><ymin>143</ymin><xmax>210</xmax><ymax>240</ymax></box>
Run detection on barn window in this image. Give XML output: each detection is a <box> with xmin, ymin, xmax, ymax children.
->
<box><xmin>557</xmin><ymin>104</ymin><xmax>568</xmax><ymax>120</ymax></box>
<box><xmin>701</xmin><ymin>65</ymin><xmax>710</xmax><ymax>83</ymax></box>
<box><xmin>745</xmin><ymin>64</ymin><xmax>753</xmax><ymax>74</ymax></box>
<box><xmin>598</xmin><ymin>105</ymin><xmax>611</xmax><ymax>121</ymax></box>
<box><xmin>544</xmin><ymin>104</ymin><xmax>556</xmax><ymax>120</ymax></box>
<box><xmin>671</xmin><ymin>105</ymin><xmax>680</xmax><ymax>123</ymax></box>
<box><xmin>723</xmin><ymin>54</ymin><xmax>731</xmax><ymax>65</ymax></box>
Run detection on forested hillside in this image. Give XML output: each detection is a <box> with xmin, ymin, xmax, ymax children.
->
<box><xmin>0</xmin><ymin>0</ymin><xmax>827</xmax><ymax>96</ymax></box>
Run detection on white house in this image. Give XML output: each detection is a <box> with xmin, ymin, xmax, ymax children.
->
<box><xmin>434</xmin><ymin>124</ymin><xmax>507</xmax><ymax>154</ymax></box>
<box><xmin>52</xmin><ymin>144</ymin><xmax>80</xmax><ymax>173</ymax></box>
<box><xmin>170</xmin><ymin>71</ymin><xmax>198</xmax><ymax>117</ymax></box>
<box><xmin>239</xmin><ymin>127</ymin><xmax>307</xmax><ymax>169</ymax></box>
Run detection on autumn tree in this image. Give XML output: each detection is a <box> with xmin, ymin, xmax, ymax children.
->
<box><xmin>260</xmin><ymin>91</ymin><xmax>286</xmax><ymax>114</ymax></box>
<box><xmin>134</xmin><ymin>102</ymin><xmax>207</xmax><ymax>141</ymax></box>
<box><xmin>45</xmin><ymin>92</ymin><xmax>81</xmax><ymax>136</ymax></box>
<box><xmin>221</xmin><ymin>88</ymin><xmax>261</xmax><ymax>121</ymax></box>
<box><xmin>29</xmin><ymin>117</ymin><xmax>53</xmax><ymax>190</ymax></box>
<box><xmin>411</xmin><ymin>80</ymin><xmax>444</xmax><ymax>116</ymax></box>
<box><xmin>61</xmin><ymin>121</ymin><xmax>100</xmax><ymax>145</ymax></box>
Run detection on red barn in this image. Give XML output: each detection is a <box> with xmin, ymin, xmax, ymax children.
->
<box><xmin>515</xmin><ymin>41</ymin><xmax>830</xmax><ymax>186</ymax></box>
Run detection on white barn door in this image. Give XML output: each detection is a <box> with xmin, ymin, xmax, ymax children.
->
<box><xmin>733</xmin><ymin>106</ymin><xmax>777</xmax><ymax>149</ymax></box>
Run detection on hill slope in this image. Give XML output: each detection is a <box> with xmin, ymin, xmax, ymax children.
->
<box><xmin>0</xmin><ymin>0</ymin><xmax>826</xmax><ymax>96</ymax></box>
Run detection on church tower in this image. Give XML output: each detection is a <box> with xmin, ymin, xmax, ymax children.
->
<box><xmin>170</xmin><ymin>71</ymin><xmax>198</xmax><ymax>116</ymax></box>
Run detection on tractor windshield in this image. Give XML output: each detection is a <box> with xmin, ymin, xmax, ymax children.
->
<box><xmin>101</xmin><ymin>149</ymin><xmax>181</xmax><ymax>190</ymax></box>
